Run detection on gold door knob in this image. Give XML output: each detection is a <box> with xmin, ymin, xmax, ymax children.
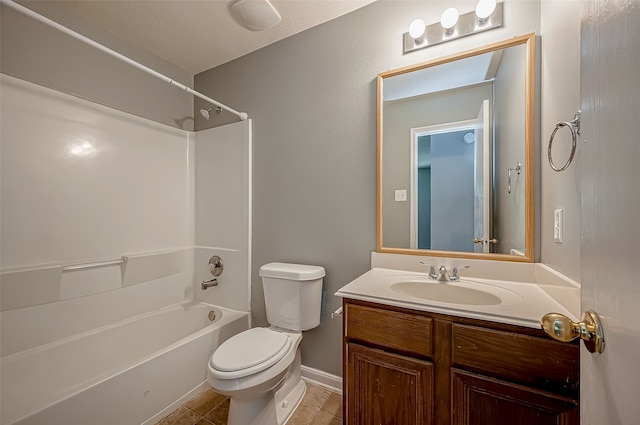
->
<box><xmin>472</xmin><ymin>238</ymin><xmax>484</xmax><ymax>244</ymax></box>
<box><xmin>541</xmin><ymin>310</ymin><xmax>605</xmax><ymax>353</ymax></box>
<box><xmin>488</xmin><ymin>238</ymin><xmax>498</xmax><ymax>244</ymax></box>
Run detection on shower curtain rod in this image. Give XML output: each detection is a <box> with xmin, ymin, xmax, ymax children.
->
<box><xmin>1</xmin><ymin>0</ymin><xmax>248</xmax><ymax>121</ymax></box>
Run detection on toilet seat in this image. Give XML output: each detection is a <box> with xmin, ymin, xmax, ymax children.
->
<box><xmin>210</xmin><ymin>328</ymin><xmax>292</xmax><ymax>379</ymax></box>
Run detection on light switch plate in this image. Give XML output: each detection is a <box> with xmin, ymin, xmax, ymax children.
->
<box><xmin>395</xmin><ymin>189</ymin><xmax>407</xmax><ymax>202</ymax></box>
<box><xmin>554</xmin><ymin>208</ymin><xmax>563</xmax><ymax>243</ymax></box>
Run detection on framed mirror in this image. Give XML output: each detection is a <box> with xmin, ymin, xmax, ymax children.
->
<box><xmin>377</xmin><ymin>33</ymin><xmax>535</xmax><ymax>262</ymax></box>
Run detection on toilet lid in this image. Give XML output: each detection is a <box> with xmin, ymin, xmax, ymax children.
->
<box><xmin>211</xmin><ymin>328</ymin><xmax>291</xmax><ymax>373</ymax></box>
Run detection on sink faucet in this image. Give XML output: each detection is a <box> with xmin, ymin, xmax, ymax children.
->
<box><xmin>435</xmin><ymin>265</ymin><xmax>449</xmax><ymax>281</ymax></box>
<box><xmin>419</xmin><ymin>262</ymin><xmax>438</xmax><ymax>280</ymax></box>
<box><xmin>420</xmin><ymin>262</ymin><xmax>449</xmax><ymax>281</ymax></box>
<box><xmin>419</xmin><ymin>262</ymin><xmax>470</xmax><ymax>282</ymax></box>
<box><xmin>449</xmin><ymin>265</ymin><xmax>470</xmax><ymax>281</ymax></box>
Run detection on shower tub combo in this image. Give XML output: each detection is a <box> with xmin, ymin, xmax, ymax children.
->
<box><xmin>1</xmin><ymin>302</ymin><xmax>249</xmax><ymax>425</ymax></box>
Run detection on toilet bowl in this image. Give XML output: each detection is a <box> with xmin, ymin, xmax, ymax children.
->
<box><xmin>207</xmin><ymin>327</ymin><xmax>304</xmax><ymax>425</ymax></box>
<box><xmin>206</xmin><ymin>263</ymin><xmax>325</xmax><ymax>425</ymax></box>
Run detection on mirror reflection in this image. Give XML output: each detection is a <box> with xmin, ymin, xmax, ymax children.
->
<box><xmin>378</xmin><ymin>35</ymin><xmax>535</xmax><ymax>261</ymax></box>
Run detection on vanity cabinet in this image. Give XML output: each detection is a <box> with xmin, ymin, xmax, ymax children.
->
<box><xmin>346</xmin><ymin>343</ymin><xmax>433</xmax><ymax>425</ymax></box>
<box><xmin>345</xmin><ymin>303</ymin><xmax>435</xmax><ymax>425</ymax></box>
<box><xmin>343</xmin><ymin>299</ymin><xmax>579</xmax><ymax>425</ymax></box>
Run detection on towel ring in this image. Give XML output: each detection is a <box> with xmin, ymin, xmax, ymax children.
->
<box><xmin>548</xmin><ymin>112</ymin><xmax>580</xmax><ymax>172</ymax></box>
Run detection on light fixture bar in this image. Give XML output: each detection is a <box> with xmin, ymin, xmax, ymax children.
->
<box><xmin>403</xmin><ymin>2</ymin><xmax>503</xmax><ymax>54</ymax></box>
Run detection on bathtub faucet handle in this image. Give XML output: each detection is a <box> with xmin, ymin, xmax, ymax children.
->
<box><xmin>201</xmin><ymin>278</ymin><xmax>218</xmax><ymax>290</ymax></box>
<box><xmin>208</xmin><ymin>256</ymin><xmax>223</xmax><ymax>276</ymax></box>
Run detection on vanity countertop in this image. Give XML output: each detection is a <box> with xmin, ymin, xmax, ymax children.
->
<box><xmin>335</xmin><ymin>267</ymin><xmax>578</xmax><ymax>329</ymax></box>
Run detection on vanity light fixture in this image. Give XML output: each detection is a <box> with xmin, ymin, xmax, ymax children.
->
<box><xmin>408</xmin><ymin>18</ymin><xmax>426</xmax><ymax>42</ymax></box>
<box><xmin>440</xmin><ymin>8</ymin><xmax>459</xmax><ymax>33</ymax></box>
<box><xmin>403</xmin><ymin>1</ymin><xmax>503</xmax><ymax>54</ymax></box>
<box><xmin>476</xmin><ymin>0</ymin><xmax>497</xmax><ymax>22</ymax></box>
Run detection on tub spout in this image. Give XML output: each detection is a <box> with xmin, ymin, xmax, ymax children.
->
<box><xmin>201</xmin><ymin>278</ymin><xmax>218</xmax><ymax>290</ymax></box>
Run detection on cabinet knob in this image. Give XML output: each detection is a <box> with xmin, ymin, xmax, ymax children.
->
<box><xmin>540</xmin><ymin>310</ymin><xmax>605</xmax><ymax>353</ymax></box>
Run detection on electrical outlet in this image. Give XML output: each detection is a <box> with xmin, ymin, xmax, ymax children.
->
<box><xmin>395</xmin><ymin>189</ymin><xmax>407</xmax><ymax>202</ymax></box>
<box><xmin>554</xmin><ymin>208</ymin><xmax>563</xmax><ymax>243</ymax></box>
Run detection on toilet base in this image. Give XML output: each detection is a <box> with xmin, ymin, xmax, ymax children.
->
<box><xmin>225</xmin><ymin>350</ymin><xmax>306</xmax><ymax>425</ymax></box>
<box><xmin>227</xmin><ymin>394</ymin><xmax>277</xmax><ymax>425</ymax></box>
<box><xmin>275</xmin><ymin>378</ymin><xmax>306</xmax><ymax>424</ymax></box>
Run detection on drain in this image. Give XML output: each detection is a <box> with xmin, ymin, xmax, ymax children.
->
<box><xmin>208</xmin><ymin>310</ymin><xmax>216</xmax><ymax>321</ymax></box>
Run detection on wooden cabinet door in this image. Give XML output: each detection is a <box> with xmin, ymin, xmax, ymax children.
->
<box><xmin>451</xmin><ymin>369</ymin><xmax>579</xmax><ymax>425</ymax></box>
<box><xmin>346</xmin><ymin>342</ymin><xmax>433</xmax><ymax>425</ymax></box>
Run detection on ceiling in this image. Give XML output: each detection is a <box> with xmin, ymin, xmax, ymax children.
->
<box><xmin>21</xmin><ymin>0</ymin><xmax>376</xmax><ymax>75</ymax></box>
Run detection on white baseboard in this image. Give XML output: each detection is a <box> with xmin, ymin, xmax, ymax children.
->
<box><xmin>301</xmin><ymin>365</ymin><xmax>342</xmax><ymax>394</ymax></box>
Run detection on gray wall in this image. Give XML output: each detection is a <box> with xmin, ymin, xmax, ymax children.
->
<box><xmin>195</xmin><ymin>0</ymin><xmax>544</xmax><ymax>377</ymax></box>
<box><xmin>540</xmin><ymin>1</ymin><xmax>582</xmax><ymax>281</ymax></box>
<box><xmin>1</xmin><ymin>2</ymin><xmax>193</xmax><ymax>129</ymax></box>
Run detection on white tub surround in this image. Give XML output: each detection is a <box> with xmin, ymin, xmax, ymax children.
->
<box><xmin>0</xmin><ymin>249</ymin><xmax>192</xmax><ymax>357</ymax></box>
<box><xmin>0</xmin><ymin>75</ymin><xmax>194</xmax><ymax>270</ymax></box>
<box><xmin>0</xmin><ymin>74</ymin><xmax>254</xmax><ymax>425</ymax></box>
<box><xmin>1</xmin><ymin>250</ymin><xmax>188</xmax><ymax>313</ymax></box>
<box><xmin>194</xmin><ymin>122</ymin><xmax>252</xmax><ymax>312</ymax></box>
<box><xmin>1</xmin><ymin>302</ymin><xmax>249</xmax><ymax>425</ymax></box>
<box><xmin>334</xmin><ymin>252</ymin><xmax>580</xmax><ymax>329</ymax></box>
<box><xmin>0</xmin><ymin>75</ymin><xmax>196</xmax><ymax>358</ymax></box>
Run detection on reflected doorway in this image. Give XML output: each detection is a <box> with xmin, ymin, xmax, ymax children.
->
<box><xmin>410</xmin><ymin>101</ymin><xmax>491</xmax><ymax>252</ymax></box>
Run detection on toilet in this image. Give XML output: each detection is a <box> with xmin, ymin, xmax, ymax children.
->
<box><xmin>207</xmin><ymin>262</ymin><xmax>325</xmax><ymax>425</ymax></box>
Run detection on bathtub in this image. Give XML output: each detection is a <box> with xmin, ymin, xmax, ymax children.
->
<box><xmin>0</xmin><ymin>301</ymin><xmax>250</xmax><ymax>425</ymax></box>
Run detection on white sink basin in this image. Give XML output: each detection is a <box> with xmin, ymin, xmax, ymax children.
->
<box><xmin>334</xmin><ymin>268</ymin><xmax>577</xmax><ymax>329</ymax></box>
<box><xmin>375</xmin><ymin>274</ymin><xmax>522</xmax><ymax>307</ymax></box>
<box><xmin>389</xmin><ymin>281</ymin><xmax>501</xmax><ymax>305</ymax></box>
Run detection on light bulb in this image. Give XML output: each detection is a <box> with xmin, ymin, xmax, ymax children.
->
<box><xmin>408</xmin><ymin>19</ymin><xmax>426</xmax><ymax>41</ymax></box>
<box><xmin>440</xmin><ymin>8</ymin><xmax>459</xmax><ymax>32</ymax></box>
<box><xmin>476</xmin><ymin>0</ymin><xmax>497</xmax><ymax>21</ymax></box>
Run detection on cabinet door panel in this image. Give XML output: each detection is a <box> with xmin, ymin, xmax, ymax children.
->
<box><xmin>346</xmin><ymin>342</ymin><xmax>433</xmax><ymax>425</ymax></box>
<box><xmin>451</xmin><ymin>369</ymin><xmax>579</xmax><ymax>425</ymax></box>
<box><xmin>452</xmin><ymin>323</ymin><xmax>579</xmax><ymax>395</ymax></box>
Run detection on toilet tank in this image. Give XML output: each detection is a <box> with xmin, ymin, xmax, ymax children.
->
<box><xmin>259</xmin><ymin>262</ymin><xmax>325</xmax><ymax>331</ymax></box>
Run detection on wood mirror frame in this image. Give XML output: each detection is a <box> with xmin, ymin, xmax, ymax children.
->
<box><xmin>376</xmin><ymin>33</ymin><xmax>536</xmax><ymax>262</ymax></box>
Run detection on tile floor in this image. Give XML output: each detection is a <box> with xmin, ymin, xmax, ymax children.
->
<box><xmin>155</xmin><ymin>382</ymin><xmax>342</xmax><ymax>425</ymax></box>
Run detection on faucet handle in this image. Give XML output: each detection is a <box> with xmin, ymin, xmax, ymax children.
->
<box><xmin>419</xmin><ymin>261</ymin><xmax>438</xmax><ymax>279</ymax></box>
<box><xmin>449</xmin><ymin>265</ymin><xmax>470</xmax><ymax>281</ymax></box>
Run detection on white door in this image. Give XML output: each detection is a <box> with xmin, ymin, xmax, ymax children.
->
<box><xmin>473</xmin><ymin>99</ymin><xmax>491</xmax><ymax>253</ymax></box>
<box><xmin>580</xmin><ymin>1</ymin><xmax>640</xmax><ymax>423</ymax></box>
